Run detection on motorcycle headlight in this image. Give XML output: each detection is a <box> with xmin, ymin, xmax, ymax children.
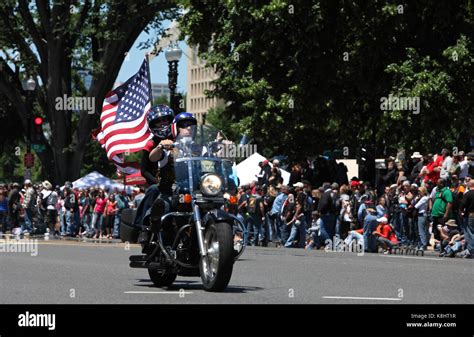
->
<box><xmin>200</xmin><ymin>174</ymin><xmax>222</xmax><ymax>196</ymax></box>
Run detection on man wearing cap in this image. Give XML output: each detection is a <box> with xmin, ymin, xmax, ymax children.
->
<box><xmin>409</xmin><ymin>152</ymin><xmax>424</xmax><ymax>184</ymax></box>
<box><xmin>461</xmin><ymin>180</ymin><xmax>474</xmax><ymax>258</ymax></box>
<box><xmin>21</xmin><ymin>179</ymin><xmax>36</xmax><ymax>235</ymax></box>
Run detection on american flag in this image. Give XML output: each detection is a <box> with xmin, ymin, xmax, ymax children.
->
<box><xmin>97</xmin><ymin>58</ymin><xmax>152</xmax><ymax>159</ymax></box>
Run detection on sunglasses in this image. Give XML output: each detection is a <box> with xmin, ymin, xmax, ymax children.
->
<box><xmin>178</xmin><ymin>120</ymin><xmax>196</xmax><ymax>128</ymax></box>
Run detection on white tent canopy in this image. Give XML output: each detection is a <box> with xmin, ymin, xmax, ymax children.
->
<box><xmin>72</xmin><ymin>171</ymin><xmax>132</xmax><ymax>194</ymax></box>
<box><xmin>235</xmin><ymin>153</ymin><xmax>290</xmax><ymax>186</ymax></box>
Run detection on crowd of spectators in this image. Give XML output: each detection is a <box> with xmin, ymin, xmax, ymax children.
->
<box><xmin>1</xmin><ymin>148</ymin><xmax>473</xmax><ymax>259</ymax></box>
<box><xmin>229</xmin><ymin>149</ymin><xmax>474</xmax><ymax>258</ymax></box>
<box><xmin>0</xmin><ymin>180</ymin><xmax>145</xmax><ymax>240</ymax></box>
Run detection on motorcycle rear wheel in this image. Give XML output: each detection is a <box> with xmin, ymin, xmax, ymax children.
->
<box><xmin>199</xmin><ymin>222</ymin><xmax>234</xmax><ymax>292</ymax></box>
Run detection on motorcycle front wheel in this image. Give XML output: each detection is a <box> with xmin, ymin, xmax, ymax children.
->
<box><xmin>199</xmin><ymin>222</ymin><xmax>234</xmax><ymax>292</ymax></box>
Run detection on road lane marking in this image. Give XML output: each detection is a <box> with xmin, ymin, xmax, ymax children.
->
<box><xmin>323</xmin><ymin>296</ymin><xmax>401</xmax><ymax>301</ymax></box>
<box><xmin>124</xmin><ymin>291</ymin><xmax>193</xmax><ymax>294</ymax></box>
<box><xmin>380</xmin><ymin>255</ymin><xmax>443</xmax><ymax>261</ymax></box>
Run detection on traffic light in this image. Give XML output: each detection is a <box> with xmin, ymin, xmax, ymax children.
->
<box><xmin>32</xmin><ymin>116</ymin><xmax>43</xmax><ymax>144</ymax></box>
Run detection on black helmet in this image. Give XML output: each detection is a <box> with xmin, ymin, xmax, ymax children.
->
<box><xmin>147</xmin><ymin>105</ymin><xmax>174</xmax><ymax>139</ymax></box>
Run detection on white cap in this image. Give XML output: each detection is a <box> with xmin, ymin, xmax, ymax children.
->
<box><xmin>293</xmin><ymin>182</ymin><xmax>304</xmax><ymax>188</ymax></box>
<box><xmin>24</xmin><ymin>179</ymin><xmax>32</xmax><ymax>185</ymax></box>
<box><xmin>377</xmin><ymin>216</ymin><xmax>388</xmax><ymax>223</ymax></box>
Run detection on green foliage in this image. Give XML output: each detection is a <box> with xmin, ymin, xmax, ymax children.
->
<box><xmin>180</xmin><ymin>1</ymin><xmax>474</xmax><ymax>160</ymax></box>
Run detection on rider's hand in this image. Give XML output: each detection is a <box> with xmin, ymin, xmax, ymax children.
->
<box><xmin>159</xmin><ymin>139</ymin><xmax>174</xmax><ymax>150</ymax></box>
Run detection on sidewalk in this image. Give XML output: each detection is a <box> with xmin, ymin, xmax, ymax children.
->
<box><xmin>0</xmin><ymin>232</ymin><xmax>122</xmax><ymax>244</ymax></box>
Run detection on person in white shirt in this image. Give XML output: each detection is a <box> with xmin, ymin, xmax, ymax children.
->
<box><xmin>415</xmin><ymin>186</ymin><xmax>430</xmax><ymax>249</ymax></box>
<box><xmin>440</xmin><ymin>149</ymin><xmax>453</xmax><ymax>180</ymax></box>
<box><xmin>459</xmin><ymin>151</ymin><xmax>470</xmax><ymax>181</ymax></box>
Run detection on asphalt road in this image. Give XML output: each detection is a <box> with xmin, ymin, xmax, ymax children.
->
<box><xmin>1</xmin><ymin>239</ymin><xmax>473</xmax><ymax>304</ymax></box>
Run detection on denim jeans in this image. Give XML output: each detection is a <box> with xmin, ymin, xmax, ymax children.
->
<box><xmin>417</xmin><ymin>215</ymin><xmax>429</xmax><ymax>248</ymax></box>
<box><xmin>344</xmin><ymin>230</ymin><xmax>364</xmax><ymax>247</ymax></box>
<box><xmin>267</xmin><ymin>213</ymin><xmax>281</xmax><ymax>242</ymax></box>
<box><xmin>394</xmin><ymin>210</ymin><xmax>409</xmax><ymax>244</ymax></box>
<box><xmin>113</xmin><ymin>212</ymin><xmax>121</xmax><ymax>237</ymax></box>
<box><xmin>65</xmin><ymin>210</ymin><xmax>75</xmax><ymax>235</ymax></box>
<box><xmin>363</xmin><ymin>219</ymin><xmax>378</xmax><ymax>252</ymax></box>
<box><xmin>134</xmin><ymin>185</ymin><xmax>160</xmax><ymax>229</ymax></box>
<box><xmin>284</xmin><ymin>218</ymin><xmax>306</xmax><ymax>248</ymax></box>
<box><xmin>81</xmin><ymin>213</ymin><xmax>91</xmax><ymax>233</ymax></box>
<box><xmin>22</xmin><ymin>208</ymin><xmax>33</xmax><ymax>233</ymax></box>
<box><xmin>464</xmin><ymin>216</ymin><xmax>474</xmax><ymax>257</ymax></box>
<box><xmin>60</xmin><ymin>209</ymin><xmax>66</xmax><ymax>234</ymax></box>
<box><xmin>246</xmin><ymin>214</ymin><xmax>263</xmax><ymax>245</ymax></box>
<box><xmin>90</xmin><ymin>212</ymin><xmax>104</xmax><ymax>235</ymax></box>
<box><xmin>319</xmin><ymin>213</ymin><xmax>335</xmax><ymax>244</ymax></box>
<box><xmin>279</xmin><ymin>218</ymin><xmax>291</xmax><ymax>244</ymax></box>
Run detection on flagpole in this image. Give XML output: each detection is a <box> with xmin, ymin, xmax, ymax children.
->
<box><xmin>145</xmin><ymin>53</ymin><xmax>154</xmax><ymax>108</ymax></box>
<box><xmin>122</xmin><ymin>153</ymin><xmax>126</xmax><ymax>193</ymax></box>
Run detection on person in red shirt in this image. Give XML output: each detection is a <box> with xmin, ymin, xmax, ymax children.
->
<box><xmin>422</xmin><ymin>154</ymin><xmax>441</xmax><ymax>184</ymax></box>
<box><xmin>91</xmin><ymin>190</ymin><xmax>107</xmax><ymax>239</ymax></box>
<box><xmin>104</xmin><ymin>194</ymin><xmax>117</xmax><ymax>239</ymax></box>
<box><xmin>373</xmin><ymin>216</ymin><xmax>399</xmax><ymax>254</ymax></box>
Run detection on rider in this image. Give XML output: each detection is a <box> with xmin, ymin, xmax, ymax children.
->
<box><xmin>138</xmin><ymin>112</ymin><xmax>198</xmax><ymax>246</ymax></box>
<box><xmin>134</xmin><ymin>105</ymin><xmax>174</xmax><ymax>242</ymax></box>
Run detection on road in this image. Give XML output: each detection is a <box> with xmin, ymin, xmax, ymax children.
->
<box><xmin>1</xmin><ymin>239</ymin><xmax>473</xmax><ymax>304</ymax></box>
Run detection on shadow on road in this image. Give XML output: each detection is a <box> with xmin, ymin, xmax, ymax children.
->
<box><xmin>134</xmin><ymin>279</ymin><xmax>263</xmax><ymax>293</ymax></box>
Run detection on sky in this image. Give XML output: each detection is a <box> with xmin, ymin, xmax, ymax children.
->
<box><xmin>115</xmin><ymin>20</ymin><xmax>188</xmax><ymax>93</ymax></box>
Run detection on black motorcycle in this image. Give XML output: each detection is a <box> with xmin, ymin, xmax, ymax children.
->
<box><xmin>125</xmin><ymin>127</ymin><xmax>246</xmax><ymax>292</ymax></box>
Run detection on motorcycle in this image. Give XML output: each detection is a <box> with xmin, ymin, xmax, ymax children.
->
<box><xmin>126</xmin><ymin>126</ymin><xmax>246</xmax><ymax>292</ymax></box>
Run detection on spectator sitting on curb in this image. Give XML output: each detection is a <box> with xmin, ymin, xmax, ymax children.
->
<box><xmin>372</xmin><ymin>216</ymin><xmax>399</xmax><ymax>254</ymax></box>
<box><xmin>438</xmin><ymin>219</ymin><xmax>460</xmax><ymax>257</ymax></box>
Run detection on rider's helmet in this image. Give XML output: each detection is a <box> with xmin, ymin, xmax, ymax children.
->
<box><xmin>171</xmin><ymin>112</ymin><xmax>197</xmax><ymax>138</ymax></box>
<box><xmin>147</xmin><ymin>105</ymin><xmax>174</xmax><ymax>139</ymax></box>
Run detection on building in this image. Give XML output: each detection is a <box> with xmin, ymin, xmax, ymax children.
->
<box><xmin>186</xmin><ymin>45</ymin><xmax>225</xmax><ymax>124</ymax></box>
<box><xmin>150</xmin><ymin>83</ymin><xmax>170</xmax><ymax>102</ymax></box>
<box><xmin>113</xmin><ymin>82</ymin><xmax>170</xmax><ymax>103</ymax></box>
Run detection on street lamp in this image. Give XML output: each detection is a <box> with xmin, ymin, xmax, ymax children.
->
<box><xmin>165</xmin><ymin>42</ymin><xmax>182</xmax><ymax>113</ymax></box>
<box><xmin>24</xmin><ymin>77</ymin><xmax>36</xmax><ymax>179</ymax></box>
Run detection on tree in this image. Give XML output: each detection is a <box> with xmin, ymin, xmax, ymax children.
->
<box><xmin>0</xmin><ymin>0</ymin><xmax>179</xmax><ymax>184</ymax></box>
<box><xmin>179</xmin><ymin>1</ymin><xmax>474</xmax><ymax>160</ymax></box>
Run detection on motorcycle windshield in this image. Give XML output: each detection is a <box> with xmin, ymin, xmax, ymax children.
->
<box><xmin>173</xmin><ymin>125</ymin><xmax>238</xmax><ymax>196</ymax></box>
